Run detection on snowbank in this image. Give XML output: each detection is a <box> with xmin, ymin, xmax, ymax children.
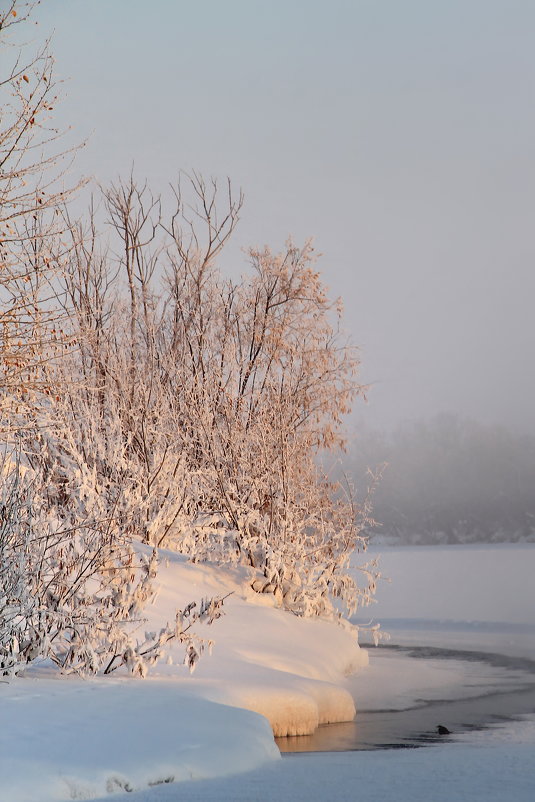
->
<box><xmin>0</xmin><ymin>683</ymin><xmax>278</xmax><ymax>802</ymax></box>
<box><xmin>137</xmin><ymin>551</ymin><xmax>367</xmax><ymax>737</ymax></box>
<box><xmin>0</xmin><ymin>549</ymin><xmax>367</xmax><ymax>800</ymax></box>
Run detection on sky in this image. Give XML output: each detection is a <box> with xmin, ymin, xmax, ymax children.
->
<box><xmin>33</xmin><ymin>0</ymin><xmax>535</xmax><ymax>434</ymax></box>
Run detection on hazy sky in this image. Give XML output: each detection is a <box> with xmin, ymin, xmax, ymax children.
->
<box><xmin>36</xmin><ymin>0</ymin><xmax>535</xmax><ymax>433</ymax></box>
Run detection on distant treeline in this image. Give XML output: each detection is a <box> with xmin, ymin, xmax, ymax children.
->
<box><xmin>348</xmin><ymin>414</ymin><xmax>535</xmax><ymax>545</ymax></box>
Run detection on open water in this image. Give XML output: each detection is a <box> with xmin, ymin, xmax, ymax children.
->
<box><xmin>277</xmin><ymin>644</ymin><xmax>535</xmax><ymax>752</ymax></box>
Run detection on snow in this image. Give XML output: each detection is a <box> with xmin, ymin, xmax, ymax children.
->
<box><xmin>137</xmin><ymin>551</ymin><xmax>366</xmax><ymax>736</ymax></box>
<box><xmin>0</xmin><ymin>685</ymin><xmax>278</xmax><ymax>802</ymax></box>
<box><xmin>0</xmin><ymin>548</ymin><xmax>365</xmax><ymax>800</ymax></box>
<box><xmin>84</xmin><ymin>744</ymin><xmax>535</xmax><ymax>802</ymax></box>
<box><xmin>2</xmin><ymin>543</ymin><xmax>535</xmax><ymax>801</ymax></box>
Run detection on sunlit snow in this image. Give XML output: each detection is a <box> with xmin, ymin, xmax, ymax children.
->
<box><xmin>2</xmin><ymin>543</ymin><xmax>534</xmax><ymax>801</ymax></box>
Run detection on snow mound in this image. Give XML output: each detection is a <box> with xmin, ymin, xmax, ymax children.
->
<box><xmin>210</xmin><ymin>677</ymin><xmax>356</xmax><ymax>737</ymax></box>
<box><xmin>136</xmin><ymin>549</ymin><xmax>368</xmax><ymax>737</ymax></box>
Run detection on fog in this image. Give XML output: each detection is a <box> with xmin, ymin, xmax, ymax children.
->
<box><xmin>347</xmin><ymin>414</ymin><xmax>535</xmax><ymax>544</ymax></box>
<box><xmin>39</xmin><ymin>0</ymin><xmax>535</xmax><ymax>434</ymax></box>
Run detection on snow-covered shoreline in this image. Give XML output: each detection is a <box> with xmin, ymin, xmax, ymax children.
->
<box><xmin>1</xmin><ymin>549</ymin><xmax>367</xmax><ymax>801</ymax></box>
<box><xmin>2</xmin><ymin>543</ymin><xmax>534</xmax><ymax>801</ymax></box>
<box><xmin>138</xmin><ymin>550</ymin><xmax>368</xmax><ymax>737</ymax></box>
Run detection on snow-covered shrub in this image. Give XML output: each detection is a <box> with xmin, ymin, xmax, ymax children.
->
<box><xmin>0</xmin><ymin>456</ymin><xmax>222</xmax><ymax>678</ymax></box>
<box><xmin>0</xmin><ymin>6</ymin><xmax>223</xmax><ymax>679</ymax></box>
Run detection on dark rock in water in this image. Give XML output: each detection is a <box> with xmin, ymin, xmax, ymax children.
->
<box><xmin>437</xmin><ymin>725</ymin><xmax>451</xmax><ymax>735</ymax></box>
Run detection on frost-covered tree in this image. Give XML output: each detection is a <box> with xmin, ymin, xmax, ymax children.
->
<box><xmin>0</xmin><ymin>5</ymin><xmax>221</xmax><ymax>677</ymax></box>
<box><xmin>0</xmin><ymin>1</ymin><xmax>82</xmax><ymax>419</ymax></box>
<box><xmin>37</xmin><ymin>175</ymin><xmax>380</xmax><ymax>619</ymax></box>
<box><xmin>2</xmin><ymin>6</ymin><xmax>379</xmax><ymax>632</ymax></box>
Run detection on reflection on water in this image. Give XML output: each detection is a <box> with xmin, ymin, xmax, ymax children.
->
<box><xmin>277</xmin><ymin>645</ymin><xmax>535</xmax><ymax>752</ymax></box>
